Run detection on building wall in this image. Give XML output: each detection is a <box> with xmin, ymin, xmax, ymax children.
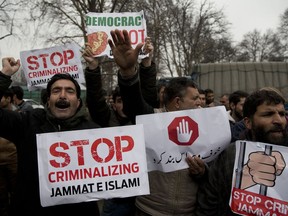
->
<box><xmin>192</xmin><ymin>62</ymin><xmax>288</xmax><ymax>100</ymax></box>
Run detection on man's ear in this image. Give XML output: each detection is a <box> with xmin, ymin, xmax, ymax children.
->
<box><xmin>174</xmin><ymin>97</ymin><xmax>181</xmax><ymax>110</ymax></box>
<box><xmin>230</xmin><ymin>103</ymin><xmax>235</xmax><ymax>110</ymax></box>
<box><xmin>244</xmin><ymin>117</ymin><xmax>252</xmax><ymax>130</ymax></box>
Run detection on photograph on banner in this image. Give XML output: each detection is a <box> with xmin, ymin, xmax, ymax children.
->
<box><xmin>85</xmin><ymin>10</ymin><xmax>147</xmax><ymax>59</ymax></box>
<box><xmin>230</xmin><ymin>141</ymin><xmax>288</xmax><ymax>216</ymax></box>
<box><xmin>136</xmin><ymin>106</ymin><xmax>231</xmax><ymax>173</ymax></box>
<box><xmin>36</xmin><ymin>124</ymin><xmax>149</xmax><ymax>207</ymax></box>
<box><xmin>20</xmin><ymin>43</ymin><xmax>85</xmax><ymax>91</ymax></box>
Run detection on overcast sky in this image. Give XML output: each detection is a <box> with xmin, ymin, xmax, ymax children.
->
<box><xmin>1</xmin><ymin>0</ymin><xmax>288</xmax><ymax>59</ymax></box>
<box><xmin>211</xmin><ymin>0</ymin><xmax>288</xmax><ymax>41</ymax></box>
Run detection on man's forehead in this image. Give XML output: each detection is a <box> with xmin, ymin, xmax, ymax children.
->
<box><xmin>256</xmin><ymin>102</ymin><xmax>285</xmax><ymax>112</ymax></box>
<box><xmin>51</xmin><ymin>79</ymin><xmax>75</xmax><ymax>88</ymax></box>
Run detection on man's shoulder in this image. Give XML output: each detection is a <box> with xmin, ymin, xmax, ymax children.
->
<box><xmin>20</xmin><ymin>101</ymin><xmax>34</xmax><ymax>111</ymax></box>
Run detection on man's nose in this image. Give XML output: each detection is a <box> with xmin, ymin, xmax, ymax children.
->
<box><xmin>59</xmin><ymin>89</ymin><xmax>66</xmax><ymax>98</ymax></box>
<box><xmin>273</xmin><ymin>113</ymin><xmax>284</xmax><ymax>124</ymax></box>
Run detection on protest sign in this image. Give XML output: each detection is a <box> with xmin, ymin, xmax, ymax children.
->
<box><xmin>36</xmin><ymin>125</ymin><xmax>149</xmax><ymax>207</ymax></box>
<box><xmin>20</xmin><ymin>43</ymin><xmax>84</xmax><ymax>91</ymax></box>
<box><xmin>136</xmin><ymin>106</ymin><xmax>231</xmax><ymax>172</ymax></box>
<box><xmin>85</xmin><ymin>10</ymin><xmax>147</xmax><ymax>58</ymax></box>
<box><xmin>230</xmin><ymin>141</ymin><xmax>288</xmax><ymax>215</ymax></box>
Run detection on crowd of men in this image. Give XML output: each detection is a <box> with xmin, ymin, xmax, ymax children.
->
<box><xmin>0</xmin><ymin>29</ymin><xmax>287</xmax><ymax>216</ymax></box>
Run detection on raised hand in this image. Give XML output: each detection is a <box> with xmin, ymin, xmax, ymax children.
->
<box><xmin>141</xmin><ymin>37</ymin><xmax>154</xmax><ymax>67</ymax></box>
<box><xmin>108</xmin><ymin>29</ymin><xmax>143</xmax><ymax>78</ymax></box>
<box><xmin>82</xmin><ymin>43</ymin><xmax>99</xmax><ymax>70</ymax></box>
<box><xmin>1</xmin><ymin>57</ymin><xmax>21</xmax><ymax>76</ymax></box>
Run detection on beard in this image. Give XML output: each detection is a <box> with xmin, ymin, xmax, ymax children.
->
<box><xmin>235</xmin><ymin>110</ymin><xmax>243</xmax><ymax>121</ymax></box>
<box><xmin>252</xmin><ymin>124</ymin><xmax>287</xmax><ymax>146</ymax></box>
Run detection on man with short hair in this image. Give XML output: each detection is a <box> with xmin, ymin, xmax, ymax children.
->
<box><xmin>108</xmin><ymin>29</ymin><xmax>205</xmax><ymax>216</ymax></box>
<box><xmin>198</xmin><ymin>89</ymin><xmax>207</xmax><ymax>108</ymax></box>
<box><xmin>0</xmin><ymin>57</ymin><xmax>100</xmax><ymax>215</ymax></box>
<box><xmin>205</xmin><ymin>88</ymin><xmax>221</xmax><ymax>107</ymax></box>
<box><xmin>219</xmin><ymin>93</ymin><xmax>230</xmax><ymax>111</ymax></box>
<box><xmin>10</xmin><ymin>85</ymin><xmax>33</xmax><ymax>112</ymax></box>
<box><xmin>196</xmin><ymin>89</ymin><xmax>288</xmax><ymax>215</ymax></box>
<box><xmin>228</xmin><ymin>90</ymin><xmax>249</xmax><ymax>125</ymax></box>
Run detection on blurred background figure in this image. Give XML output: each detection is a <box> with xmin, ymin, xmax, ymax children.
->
<box><xmin>10</xmin><ymin>86</ymin><xmax>33</xmax><ymax>112</ymax></box>
<box><xmin>219</xmin><ymin>93</ymin><xmax>230</xmax><ymax>110</ymax></box>
<box><xmin>0</xmin><ymin>89</ymin><xmax>18</xmax><ymax>216</ymax></box>
<box><xmin>205</xmin><ymin>88</ymin><xmax>220</xmax><ymax>107</ymax></box>
<box><xmin>198</xmin><ymin>89</ymin><xmax>207</xmax><ymax>108</ymax></box>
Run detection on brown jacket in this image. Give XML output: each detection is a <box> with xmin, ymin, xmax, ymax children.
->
<box><xmin>0</xmin><ymin>137</ymin><xmax>17</xmax><ymax>165</ymax></box>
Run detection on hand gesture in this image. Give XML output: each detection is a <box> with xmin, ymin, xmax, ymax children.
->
<box><xmin>82</xmin><ymin>43</ymin><xmax>99</xmax><ymax>70</ymax></box>
<box><xmin>141</xmin><ymin>37</ymin><xmax>154</xmax><ymax>67</ymax></box>
<box><xmin>177</xmin><ymin>119</ymin><xmax>192</xmax><ymax>143</ymax></box>
<box><xmin>186</xmin><ymin>154</ymin><xmax>206</xmax><ymax>176</ymax></box>
<box><xmin>108</xmin><ymin>29</ymin><xmax>143</xmax><ymax>78</ymax></box>
<box><xmin>1</xmin><ymin>57</ymin><xmax>21</xmax><ymax>76</ymax></box>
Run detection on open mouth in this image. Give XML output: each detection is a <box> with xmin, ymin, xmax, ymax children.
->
<box><xmin>55</xmin><ymin>100</ymin><xmax>70</xmax><ymax>109</ymax></box>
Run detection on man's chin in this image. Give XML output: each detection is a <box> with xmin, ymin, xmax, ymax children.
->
<box><xmin>53</xmin><ymin>111</ymin><xmax>71</xmax><ymax>120</ymax></box>
<box><xmin>267</xmin><ymin>133</ymin><xmax>286</xmax><ymax>145</ymax></box>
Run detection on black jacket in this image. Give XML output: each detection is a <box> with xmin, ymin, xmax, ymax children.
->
<box><xmin>0</xmin><ymin>72</ymin><xmax>100</xmax><ymax>215</ymax></box>
<box><xmin>85</xmin><ymin>62</ymin><xmax>157</xmax><ymax>126</ymax></box>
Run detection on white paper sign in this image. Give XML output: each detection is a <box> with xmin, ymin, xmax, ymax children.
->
<box><xmin>230</xmin><ymin>141</ymin><xmax>288</xmax><ymax>215</ymax></box>
<box><xmin>36</xmin><ymin>125</ymin><xmax>149</xmax><ymax>207</ymax></box>
<box><xmin>85</xmin><ymin>11</ymin><xmax>147</xmax><ymax>58</ymax></box>
<box><xmin>136</xmin><ymin>106</ymin><xmax>231</xmax><ymax>172</ymax></box>
<box><xmin>20</xmin><ymin>43</ymin><xmax>85</xmax><ymax>91</ymax></box>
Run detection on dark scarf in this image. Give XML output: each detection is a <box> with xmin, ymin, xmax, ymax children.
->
<box><xmin>45</xmin><ymin>104</ymin><xmax>88</xmax><ymax>130</ymax></box>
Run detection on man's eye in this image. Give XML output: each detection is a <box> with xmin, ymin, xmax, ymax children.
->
<box><xmin>67</xmin><ymin>89</ymin><xmax>75</xmax><ymax>94</ymax></box>
<box><xmin>52</xmin><ymin>89</ymin><xmax>60</xmax><ymax>94</ymax></box>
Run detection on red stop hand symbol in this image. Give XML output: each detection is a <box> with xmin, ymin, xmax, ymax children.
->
<box><xmin>168</xmin><ymin>116</ymin><xmax>199</xmax><ymax>146</ymax></box>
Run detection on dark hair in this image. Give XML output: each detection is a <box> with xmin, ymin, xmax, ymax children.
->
<box><xmin>163</xmin><ymin>77</ymin><xmax>197</xmax><ymax>106</ymax></box>
<box><xmin>204</xmin><ymin>88</ymin><xmax>214</xmax><ymax>95</ymax></box>
<box><xmin>243</xmin><ymin>90</ymin><xmax>285</xmax><ymax>118</ymax></box>
<box><xmin>198</xmin><ymin>89</ymin><xmax>205</xmax><ymax>94</ymax></box>
<box><xmin>46</xmin><ymin>73</ymin><xmax>81</xmax><ymax>99</ymax></box>
<box><xmin>3</xmin><ymin>88</ymin><xmax>14</xmax><ymax>100</ymax></box>
<box><xmin>221</xmin><ymin>93</ymin><xmax>230</xmax><ymax>98</ymax></box>
<box><xmin>229</xmin><ymin>90</ymin><xmax>249</xmax><ymax>105</ymax></box>
<box><xmin>10</xmin><ymin>86</ymin><xmax>24</xmax><ymax>100</ymax></box>
<box><xmin>40</xmin><ymin>88</ymin><xmax>48</xmax><ymax>105</ymax></box>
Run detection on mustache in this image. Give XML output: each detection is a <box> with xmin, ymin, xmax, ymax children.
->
<box><xmin>267</xmin><ymin>125</ymin><xmax>286</xmax><ymax>133</ymax></box>
<box><xmin>55</xmin><ymin>99</ymin><xmax>70</xmax><ymax>108</ymax></box>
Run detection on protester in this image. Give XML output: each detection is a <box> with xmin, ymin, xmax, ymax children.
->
<box><xmin>108</xmin><ymin>29</ymin><xmax>206</xmax><ymax>216</ymax></box>
<box><xmin>83</xmin><ymin>37</ymin><xmax>156</xmax><ymax>216</ymax></box>
<box><xmin>196</xmin><ymin>89</ymin><xmax>288</xmax><ymax>215</ymax></box>
<box><xmin>198</xmin><ymin>88</ymin><xmax>206</xmax><ymax>108</ymax></box>
<box><xmin>10</xmin><ymin>85</ymin><xmax>33</xmax><ymax>112</ymax></box>
<box><xmin>228</xmin><ymin>90</ymin><xmax>249</xmax><ymax>142</ymax></box>
<box><xmin>228</xmin><ymin>90</ymin><xmax>249</xmax><ymax>125</ymax></box>
<box><xmin>0</xmin><ymin>88</ymin><xmax>18</xmax><ymax>216</ymax></box>
<box><xmin>205</xmin><ymin>88</ymin><xmax>220</xmax><ymax>107</ymax></box>
<box><xmin>84</xmin><ymin>36</ymin><xmax>156</xmax><ymax>127</ymax></box>
<box><xmin>219</xmin><ymin>93</ymin><xmax>230</xmax><ymax>110</ymax></box>
<box><xmin>0</xmin><ymin>57</ymin><xmax>100</xmax><ymax>215</ymax></box>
